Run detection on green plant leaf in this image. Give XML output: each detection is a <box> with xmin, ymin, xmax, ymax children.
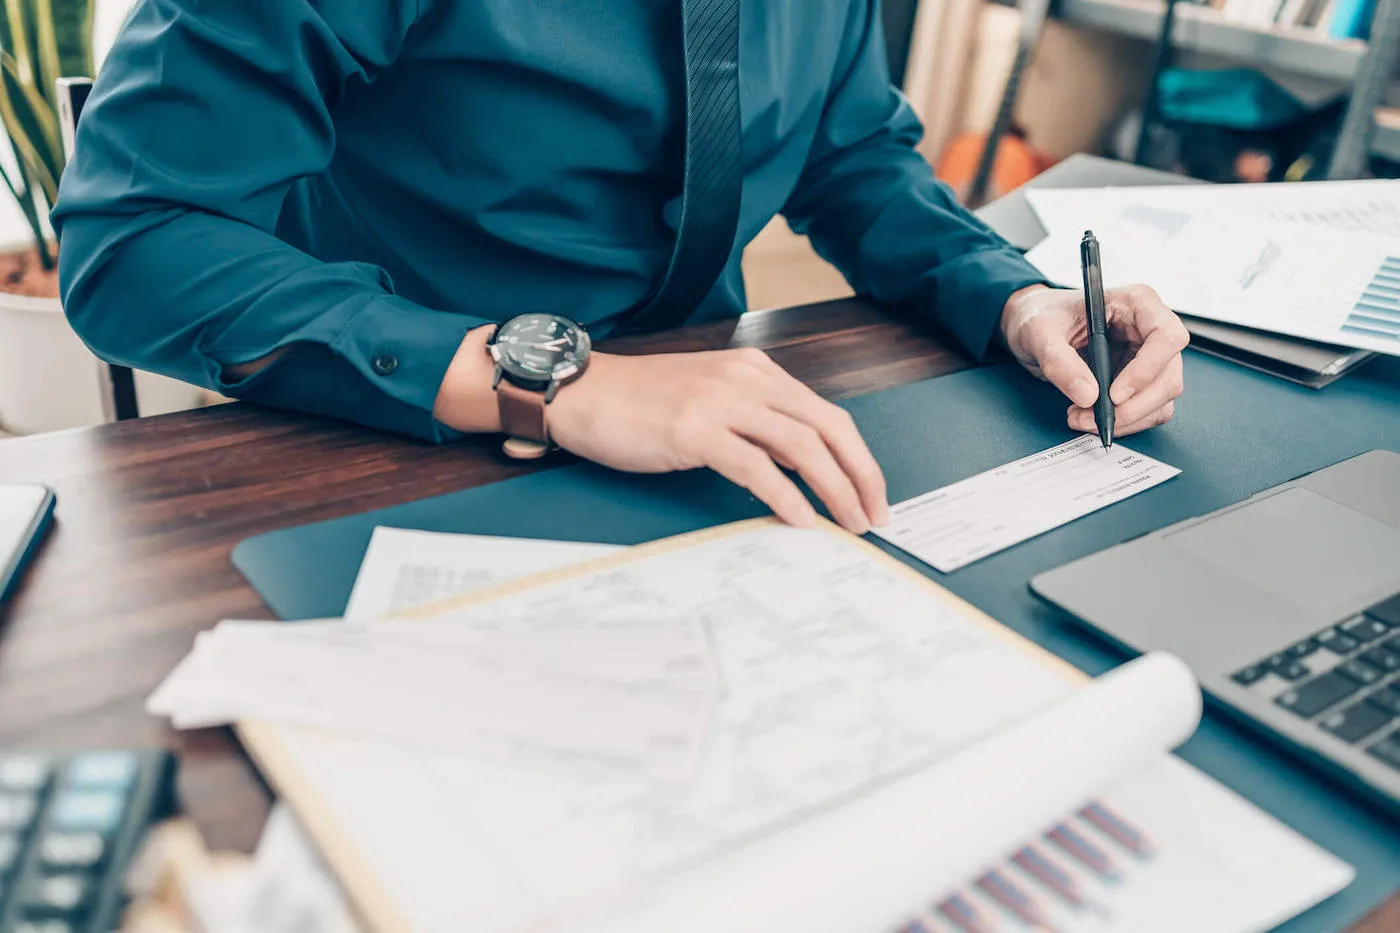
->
<box><xmin>33</xmin><ymin>0</ymin><xmax>61</xmax><ymax>111</ymax></box>
<box><xmin>0</xmin><ymin>61</ymin><xmax>58</xmax><ymax>204</ymax></box>
<box><xmin>3</xmin><ymin>0</ymin><xmax>34</xmax><ymax>85</ymax></box>
<box><xmin>0</xmin><ymin>51</ymin><xmax>60</xmax><ymax>161</ymax></box>
<box><xmin>4</xmin><ymin>146</ymin><xmax>51</xmax><ymax>265</ymax></box>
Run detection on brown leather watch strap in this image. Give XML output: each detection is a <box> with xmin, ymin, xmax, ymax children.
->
<box><xmin>497</xmin><ymin>381</ymin><xmax>551</xmax><ymax>460</ymax></box>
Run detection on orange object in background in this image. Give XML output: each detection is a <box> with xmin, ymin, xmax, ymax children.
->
<box><xmin>935</xmin><ymin>0</ymin><xmax>1057</xmax><ymax>208</ymax></box>
<box><xmin>937</xmin><ymin>128</ymin><xmax>1056</xmax><ymax>207</ymax></box>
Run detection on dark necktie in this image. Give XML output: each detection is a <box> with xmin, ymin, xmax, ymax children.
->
<box><xmin>620</xmin><ymin>0</ymin><xmax>743</xmax><ymax>334</ymax></box>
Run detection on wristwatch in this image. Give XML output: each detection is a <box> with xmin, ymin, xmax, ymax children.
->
<box><xmin>487</xmin><ymin>313</ymin><xmax>592</xmax><ymax>459</ymax></box>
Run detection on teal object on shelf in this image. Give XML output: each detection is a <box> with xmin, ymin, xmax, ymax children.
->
<box><xmin>1329</xmin><ymin>0</ymin><xmax>1378</xmax><ymax>38</ymax></box>
<box><xmin>1157</xmin><ymin>67</ymin><xmax>1313</xmax><ymax>130</ymax></box>
<box><xmin>234</xmin><ymin>352</ymin><xmax>1400</xmax><ymax>933</ymax></box>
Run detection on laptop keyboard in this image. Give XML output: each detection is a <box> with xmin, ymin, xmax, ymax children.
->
<box><xmin>1232</xmin><ymin>591</ymin><xmax>1400</xmax><ymax>772</ymax></box>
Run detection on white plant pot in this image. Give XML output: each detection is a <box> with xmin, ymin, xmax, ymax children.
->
<box><xmin>0</xmin><ymin>288</ymin><xmax>204</xmax><ymax>435</ymax></box>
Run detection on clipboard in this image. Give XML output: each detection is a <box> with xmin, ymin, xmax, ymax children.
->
<box><xmin>236</xmin><ymin>517</ymin><xmax>1084</xmax><ymax>933</ymax></box>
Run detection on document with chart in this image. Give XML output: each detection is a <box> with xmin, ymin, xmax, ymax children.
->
<box><xmin>233</xmin><ymin>520</ymin><xmax>1350</xmax><ymax>933</ymax></box>
<box><xmin>1025</xmin><ymin>200</ymin><xmax>1400</xmax><ymax>357</ymax></box>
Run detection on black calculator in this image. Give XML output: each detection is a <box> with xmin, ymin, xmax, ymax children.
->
<box><xmin>0</xmin><ymin>750</ymin><xmax>176</xmax><ymax>933</ymax></box>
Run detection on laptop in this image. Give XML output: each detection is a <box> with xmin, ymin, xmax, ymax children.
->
<box><xmin>1031</xmin><ymin>450</ymin><xmax>1400</xmax><ymax>811</ymax></box>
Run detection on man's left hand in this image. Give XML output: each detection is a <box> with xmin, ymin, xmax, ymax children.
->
<box><xmin>1000</xmin><ymin>284</ymin><xmax>1190</xmax><ymax>437</ymax></box>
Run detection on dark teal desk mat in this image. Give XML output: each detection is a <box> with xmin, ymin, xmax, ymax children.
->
<box><xmin>233</xmin><ymin>351</ymin><xmax>1400</xmax><ymax>931</ymax></box>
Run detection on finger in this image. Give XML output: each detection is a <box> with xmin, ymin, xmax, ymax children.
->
<box><xmin>1113</xmin><ymin>354</ymin><xmax>1183</xmax><ymax>426</ymax></box>
<box><xmin>764</xmin><ymin>371</ymin><xmax>889</xmax><ymax>526</ymax></box>
<box><xmin>1105</xmin><ymin>287</ymin><xmax>1190</xmax><ymax>406</ymax></box>
<box><xmin>735</xmin><ymin>407</ymin><xmax>870</xmax><ymax>534</ymax></box>
<box><xmin>1034</xmin><ymin>338</ymin><xmax>1099</xmax><ymax>409</ymax></box>
<box><xmin>1114</xmin><ymin>400</ymin><xmax>1177</xmax><ymax>437</ymax></box>
<box><xmin>1068</xmin><ymin>399</ymin><xmax>1177</xmax><ymax>436</ymax></box>
<box><xmin>706</xmin><ymin>432</ymin><xmax>818</xmax><ymax>528</ymax></box>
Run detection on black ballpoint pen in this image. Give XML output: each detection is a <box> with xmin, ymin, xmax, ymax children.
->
<box><xmin>1080</xmin><ymin>231</ymin><xmax>1115</xmax><ymax>449</ymax></box>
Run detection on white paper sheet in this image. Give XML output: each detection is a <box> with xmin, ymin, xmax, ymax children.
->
<box><xmin>1027</xmin><ymin>210</ymin><xmax>1400</xmax><ymax>358</ymax></box>
<box><xmin>247</xmin><ymin>523</ymin><xmax>1349</xmax><ymax>933</ymax></box>
<box><xmin>914</xmin><ymin>753</ymin><xmax>1353</xmax><ymax>933</ymax></box>
<box><xmin>151</xmin><ymin>626</ymin><xmax>717</xmax><ymax>776</ymax></box>
<box><xmin>1026</xmin><ymin>179</ymin><xmax>1400</xmax><ymax>239</ymax></box>
<box><xmin>343</xmin><ymin>528</ymin><xmax>622</xmax><ymax>619</ymax></box>
<box><xmin>151</xmin><ymin>611</ymin><xmax>719</xmax><ymax>720</ymax></box>
<box><xmin>149</xmin><ymin>615</ymin><xmax>718</xmax><ymax>777</ymax></box>
<box><xmin>874</xmin><ymin>436</ymin><xmax>1181</xmax><ymax>573</ymax></box>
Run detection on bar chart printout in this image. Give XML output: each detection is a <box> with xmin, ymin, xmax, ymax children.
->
<box><xmin>1342</xmin><ymin>255</ymin><xmax>1400</xmax><ymax>348</ymax></box>
<box><xmin>895</xmin><ymin>801</ymin><xmax>1145</xmax><ymax>933</ymax></box>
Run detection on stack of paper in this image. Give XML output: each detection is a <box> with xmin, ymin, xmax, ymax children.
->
<box><xmin>148</xmin><ymin>612</ymin><xmax>719</xmax><ymax>778</ymax></box>
<box><xmin>212</xmin><ymin>522</ymin><xmax>1351</xmax><ymax>933</ymax></box>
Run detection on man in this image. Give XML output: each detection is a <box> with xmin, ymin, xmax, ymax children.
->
<box><xmin>54</xmin><ymin>0</ymin><xmax>1187</xmax><ymax>536</ymax></box>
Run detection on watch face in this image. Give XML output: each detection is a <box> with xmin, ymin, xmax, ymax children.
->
<box><xmin>493</xmin><ymin>313</ymin><xmax>591</xmax><ymax>387</ymax></box>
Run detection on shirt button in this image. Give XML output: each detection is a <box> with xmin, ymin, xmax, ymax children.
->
<box><xmin>371</xmin><ymin>353</ymin><xmax>399</xmax><ymax>376</ymax></box>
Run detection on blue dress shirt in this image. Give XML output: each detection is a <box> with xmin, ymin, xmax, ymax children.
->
<box><xmin>53</xmin><ymin>0</ymin><xmax>1045</xmax><ymax>442</ymax></box>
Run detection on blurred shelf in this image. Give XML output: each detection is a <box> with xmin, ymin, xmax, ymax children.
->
<box><xmin>1375</xmin><ymin>110</ymin><xmax>1400</xmax><ymax>161</ymax></box>
<box><xmin>1058</xmin><ymin>0</ymin><xmax>1367</xmax><ymax>81</ymax></box>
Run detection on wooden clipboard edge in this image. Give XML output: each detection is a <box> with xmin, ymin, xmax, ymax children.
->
<box><xmin>237</xmin><ymin>719</ymin><xmax>408</xmax><ymax>933</ymax></box>
<box><xmin>237</xmin><ymin>515</ymin><xmax>1087</xmax><ymax>933</ymax></box>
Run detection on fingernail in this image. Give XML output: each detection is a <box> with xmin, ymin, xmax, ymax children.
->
<box><xmin>847</xmin><ymin>508</ymin><xmax>871</xmax><ymax>535</ymax></box>
<box><xmin>1070</xmin><ymin>378</ymin><xmax>1097</xmax><ymax>406</ymax></box>
<box><xmin>1112</xmin><ymin>384</ymin><xmax>1135</xmax><ymax>405</ymax></box>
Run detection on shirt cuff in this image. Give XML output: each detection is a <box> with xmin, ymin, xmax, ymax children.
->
<box><xmin>217</xmin><ymin>294</ymin><xmax>475</xmax><ymax>443</ymax></box>
<box><xmin>333</xmin><ymin>294</ymin><xmax>475</xmax><ymax>443</ymax></box>
<box><xmin>925</xmin><ymin>247</ymin><xmax>1049</xmax><ymax>362</ymax></box>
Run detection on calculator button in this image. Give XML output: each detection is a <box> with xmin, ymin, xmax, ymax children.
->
<box><xmin>0</xmin><ymin>756</ymin><xmax>51</xmax><ymax>794</ymax></box>
<box><xmin>1272</xmin><ymin>660</ymin><xmax>1310</xmax><ymax>681</ymax></box>
<box><xmin>1318</xmin><ymin>629</ymin><xmax>1361</xmax><ymax>654</ymax></box>
<box><xmin>48</xmin><ymin>790</ymin><xmax>124</xmax><ymax>835</ymax></box>
<box><xmin>1372</xmin><ymin>685</ymin><xmax>1400</xmax><ymax>716</ymax></box>
<box><xmin>64</xmin><ymin>752</ymin><xmax>138</xmax><ymax>791</ymax></box>
<box><xmin>1276</xmin><ymin>671</ymin><xmax>1360</xmax><ymax>718</ymax></box>
<box><xmin>1341</xmin><ymin>616</ymin><xmax>1390</xmax><ymax>643</ymax></box>
<box><xmin>1361</xmin><ymin>646</ymin><xmax>1400</xmax><ymax>673</ymax></box>
<box><xmin>0</xmin><ymin>794</ymin><xmax>38</xmax><ymax>833</ymax></box>
<box><xmin>21</xmin><ymin>874</ymin><xmax>93</xmax><ymax>918</ymax></box>
<box><xmin>1288</xmin><ymin>638</ymin><xmax>1319</xmax><ymax>659</ymax></box>
<box><xmin>0</xmin><ymin>833</ymin><xmax>21</xmax><ymax>877</ymax></box>
<box><xmin>1369</xmin><ymin>733</ymin><xmax>1400</xmax><ymax>771</ymax></box>
<box><xmin>1337</xmin><ymin>659</ymin><xmax>1384</xmax><ymax>686</ymax></box>
<box><xmin>38</xmin><ymin>833</ymin><xmax>106</xmax><ymax>872</ymax></box>
<box><xmin>1364</xmin><ymin>593</ymin><xmax>1400</xmax><ymax>628</ymax></box>
<box><xmin>1320</xmin><ymin>701</ymin><xmax>1395</xmax><ymax>743</ymax></box>
<box><xmin>1232</xmin><ymin>664</ymin><xmax>1270</xmax><ymax>686</ymax></box>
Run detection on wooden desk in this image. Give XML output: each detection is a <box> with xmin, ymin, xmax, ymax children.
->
<box><xmin>0</xmin><ymin>298</ymin><xmax>1394</xmax><ymax>932</ymax></box>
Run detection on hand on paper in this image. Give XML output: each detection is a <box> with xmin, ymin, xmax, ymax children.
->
<box><xmin>1001</xmin><ymin>284</ymin><xmax>1190</xmax><ymax>437</ymax></box>
<box><xmin>548</xmin><ymin>348</ymin><xmax>889</xmax><ymax>534</ymax></box>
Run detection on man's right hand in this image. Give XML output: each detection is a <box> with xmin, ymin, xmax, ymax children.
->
<box><xmin>546</xmin><ymin>348</ymin><xmax>889</xmax><ymax>534</ymax></box>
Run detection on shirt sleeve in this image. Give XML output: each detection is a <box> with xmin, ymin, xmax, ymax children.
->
<box><xmin>781</xmin><ymin>0</ymin><xmax>1048</xmax><ymax>360</ymax></box>
<box><xmin>52</xmin><ymin>0</ymin><xmax>476</xmax><ymax>442</ymax></box>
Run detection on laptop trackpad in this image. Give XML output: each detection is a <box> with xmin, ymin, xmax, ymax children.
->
<box><xmin>1165</xmin><ymin>487</ymin><xmax>1400</xmax><ymax>616</ymax></box>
